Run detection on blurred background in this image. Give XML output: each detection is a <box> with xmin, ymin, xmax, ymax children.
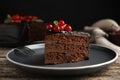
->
<box><xmin>0</xmin><ymin>0</ymin><xmax>119</xmax><ymax>30</ymax></box>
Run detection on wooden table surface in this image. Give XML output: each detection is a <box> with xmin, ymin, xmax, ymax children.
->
<box><xmin>0</xmin><ymin>47</ymin><xmax>120</xmax><ymax>80</ymax></box>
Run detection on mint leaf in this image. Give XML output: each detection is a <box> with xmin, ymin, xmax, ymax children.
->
<box><xmin>53</xmin><ymin>20</ymin><xmax>58</xmax><ymax>26</ymax></box>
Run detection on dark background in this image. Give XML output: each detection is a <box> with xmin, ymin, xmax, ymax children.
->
<box><xmin>0</xmin><ymin>0</ymin><xmax>119</xmax><ymax>30</ymax></box>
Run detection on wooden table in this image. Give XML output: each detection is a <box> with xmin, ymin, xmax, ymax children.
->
<box><xmin>0</xmin><ymin>47</ymin><xmax>120</xmax><ymax>80</ymax></box>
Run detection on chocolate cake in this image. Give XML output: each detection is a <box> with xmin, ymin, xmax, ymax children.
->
<box><xmin>45</xmin><ymin>31</ymin><xmax>91</xmax><ymax>64</ymax></box>
<box><xmin>0</xmin><ymin>14</ymin><xmax>46</xmax><ymax>47</ymax></box>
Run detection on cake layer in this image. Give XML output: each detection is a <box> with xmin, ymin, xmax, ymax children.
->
<box><xmin>45</xmin><ymin>52</ymin><xmax>89</xmax><ymax>64</ymax></box>
<box><xmin>45</xmin><ymin>44</ymin><xmax>89</xmax><ymax>52</ymax></box>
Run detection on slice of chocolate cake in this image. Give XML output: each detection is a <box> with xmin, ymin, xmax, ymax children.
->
<box><xmin>45</xmin><ymin>31</ymin><xmax>91</xmax><ymax>64</ymax></box>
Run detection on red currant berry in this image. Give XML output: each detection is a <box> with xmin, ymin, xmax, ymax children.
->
<box><xmin>28</xmin><ymin>16</ymin><xmax>33</xmax><ymax>19</ymax></box>
<box><xmin>53</xmin><ymin>26</ymin><xmax>61</xmax><ymax>32</ymax></box>
<box><xmin>21</xmin><ymin>16</ymin><xmax>25</xmax><ymax>21</ymax></box>
<box><xmin>46</xmin><ymin>24</ymin><xmax>53</xmax><ymax>30</ymax></box>
<box><xmin>60</xmin><ymin>26</ymin><xmax>65</xmax><ymax>31</ymax></box>
<box><xmin>64</xmin><ymin>25</ymin><xmax>72</xmax><ymax>31</ymax></box>
<box><xmin>58</xmin><ymin>20</ymin><xmax>65</xmax><ymax>26</ymax></box>
<box><xmin>59</xmin><ymin>24</ymin><xmax>66</xmax><ymax>31</ymax></box>
<box><xmin>12</xmin><ymin>15</ymin><xmax>20</xmax><ymax>20</ymax></box>
<box><xmin>26</xmin><ymin>19</ymin><xmax>30</xmax><ymax>23</ymax></box>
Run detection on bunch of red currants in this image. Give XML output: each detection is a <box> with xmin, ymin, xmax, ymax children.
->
<box><xmin>46</xmin><ymin>20</ymin><xmax>72</xmax><ymax>32</ymax></box>
<box><xmin>5</xmin><ymin>14</ymin><xmax>42</xmax><ymax>23</ymax></box>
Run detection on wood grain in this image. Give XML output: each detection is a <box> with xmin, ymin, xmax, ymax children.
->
<box><xmin>0</xmin><ymin>48</ymin><xmax>120</xmax><ymax>80</ymax></box>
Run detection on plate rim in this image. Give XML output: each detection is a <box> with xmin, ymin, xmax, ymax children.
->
<box><xmin>6</xmin><ymin>44</ymin><xmax>118</xmax><ymax>70</ymax></box>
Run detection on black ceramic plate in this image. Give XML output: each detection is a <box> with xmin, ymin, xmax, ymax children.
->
<box><xmin>6</xmin><ymin>43</ymin><xmax>118</xmax><ymax>76</ymax></box>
